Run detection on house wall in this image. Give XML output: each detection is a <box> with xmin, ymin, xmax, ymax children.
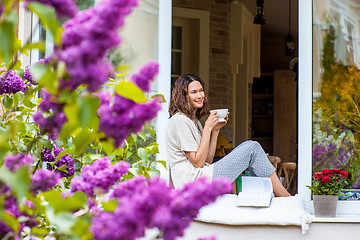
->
<box><xmin>172</xmin><ymin>0</ymin><xmax>233</xmax><ymax>141</ymax></box>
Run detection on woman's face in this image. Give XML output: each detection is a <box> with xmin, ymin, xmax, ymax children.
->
<box><xmin>187</xmin><ymin>80</ymin><xmax>205</xmax><ymax>109</ymax></box>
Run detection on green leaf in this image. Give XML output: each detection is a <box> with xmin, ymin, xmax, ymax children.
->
<box><xmin>71</xmin><ymin>218</ymin><xmax>93</xmax><ymax>240</ymax></box>
<box><xmin>77</xmin><ymin>96</ymin><xmax>100</xmax><ymax>129</ymax></box>
<box><xmin>19</xmin><ymin>41</ymin><xmax>45</xmax><ymax>56</ymax></box>
<box><xmin>148</xmin><ymin>169</ymin><xmax>161</xmax><ymax>177</ymax></box>
<box><xmin>137</xmin><ymin>148</ymin><xmax>148</xmax><ymax>161</ymax></box>
<box><xmin>30</xmin><ymin>227</ymin><xmax>50</xmax><ymax>236</ymax></box>
<box><xmin>0</xmin><ymin>167</ymin><xmax>31</xmax><ymax>203</ymax></box>
<box><xmin>12</xmin><ymin>60</ymin><xmax>22</xmax><ymax>70</ymax></box>
<box><xmin>151</xmin><ymin>93</ymin><xmax>166</xmax><ymax>103</ymax></box>
<box><xmin>128</xmin><ymin>168</ymin><xmax>139</xmax><ymax>176</ymax></box>
<box><xmin>144</xmin><ymin>142</ymin><xmax>159</xmax><ymax>154</ymax></box>
<box><xmin>112</xmin><ymin>148</ymin><xmax>124</xmax><ymax>157</ymax></box>
<box><xmin>156</xmin><ymin>160</ymin><xmax>168</xmax><ymax>169</ymax></box>
<box><xmin>47</xmin><ymin>210</ymin><xmax>77</xmax><ymax>234</ymax></box>
<box><xmin>145</xmin><ymin>124</ymin><xmax>156</xmax><ymax>137</ymax></box>
<box><xmin>115</xmin><ymin>81</ymin><xmax>147</xmax><ymax>103</ymax></box>
<box><xmin>30</xmin><ymin>64</ymin><xmax>58</xmax><ymax>94</ymax></box>
<box><xmin>27</xmin><ymin>2</ymin><xmax>60</xmax><ymax>44</ymax></box>
<box><xmin>101</xmin><ymin>200</ymin><xmax>118</xmax><ymax>212</ymax></box>
<box><xmin>2</xmin><ymin>95</ymin><xmax>13</xmax><ymax>109</ymax></box>
<box><xmin>101</xmin><ymin>139</ymin><xmax>115</xmax><ymax>155</ymax></box>
<box><xmin>0</xmin><ymin>11</ymin><xmax>19</xmax><ymax>64</ymax></box>
<box><xmin>73</xmin><ymin>130</ymin><xmax>95</xmax><ymax>155</ymax></box>
<box><xmin>55</xmin><ymin>148</ymin><xmax>75</xmax><ymax>162</ymax></box>
<box><xmin>137</xmin><ymin>130</ymin><xmax>146</xmax><ymax>141</ymax></box>
<box><xmin>60</xmin><ymin>102</ymin><xmax>80</xmax><ymax>139</ymax></box>
<box><xmin>42</xmin><ymin>190</ymin><xmax>87</xmax><ymax>214</ymax></box>
<box><xmin>0</xmin><ymin>211</ymin><xmax>19</xmax><ymax>231</ymax></box>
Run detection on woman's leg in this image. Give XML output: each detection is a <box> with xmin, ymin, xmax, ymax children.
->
<box><xmin>213</xmin><ymin>140</ymin><xmax>291</xmax><ymax>197</ymax></box>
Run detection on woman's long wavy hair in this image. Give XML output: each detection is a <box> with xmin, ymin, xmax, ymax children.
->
<box><xmin>169</xmin><ymin>74</ymin><xmax>209</xmax><ymax>119</ymax></box>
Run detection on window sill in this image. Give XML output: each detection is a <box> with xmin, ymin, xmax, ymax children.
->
<box><xmin>311</xmin><ymin>215</ymin><xmax>360</xmax><ymax>223</ymax></box>
<box><xmin>304</xmin><ymin>200</ymin><xmax>360</xmax><ymax>222</ymax></box>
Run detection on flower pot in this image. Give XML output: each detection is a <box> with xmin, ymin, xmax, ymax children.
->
<box><xmin>313</xmin><ymin>195</ymin><xmax>338</xmax><ymax>217</ymax></box>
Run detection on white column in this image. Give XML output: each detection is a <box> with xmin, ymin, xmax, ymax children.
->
<box><xmin>298</xmin><ymin>0</ymin><xmax>313</xmax><ymax>202</ymax></box>
<box><xmin>155</xmin><ymin>0</ymin><xmax>172</xmax><ymax>181</ymax></box>
<box><xmin>18</xmin><ymin>2</ymin><xmax>32</xmax><ymax>67</ymax></box>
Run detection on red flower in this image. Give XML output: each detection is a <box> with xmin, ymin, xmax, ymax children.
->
<box><xmin>332</xmin><ymin>168</ymin><xmax>341</xmax><ymax>174</ymax></box>
<box><xmin>340</xmin><ymin>171</ymin><xmax>348</xmax><ymax>178</ymax></box>
<box><xmin>322</xmin><ymin>176</ymin><xmax>331</xmax><ymax>183</ymax></box>
<box><xmin>323</xmin><ymin>168</ymin><xmax>333</xmax><ymax>176</ymax></box>
<box><xmin>314</xmin><ymin>172</ymin><xmax>323</xmax><ymax>179</ymax></box>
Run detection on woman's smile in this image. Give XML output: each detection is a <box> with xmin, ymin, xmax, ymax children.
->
<box><xmin>188</xmin><ymin>81</ymin><xmax>205</xmax><ymax>109</ymax></box>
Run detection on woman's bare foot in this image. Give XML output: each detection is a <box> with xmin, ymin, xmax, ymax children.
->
<box><xmin>269</xmin><ymin>172</ymin><xmax>291</xmax><ymax>197</ymax></box>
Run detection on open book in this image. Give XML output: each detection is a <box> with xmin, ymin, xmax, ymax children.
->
<box><xmin>236</xmin><ymin>176</ymin><xmax>274</xmax><ymax>207</ymax></box>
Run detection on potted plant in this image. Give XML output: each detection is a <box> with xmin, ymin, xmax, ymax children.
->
<box><xmin>307</xmin><ymin>168</ymin><xmax>349</xmax><ymax>217</ymax></box>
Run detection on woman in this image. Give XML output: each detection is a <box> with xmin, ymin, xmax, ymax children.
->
<box><xmin>166</xmin><ymin>74</ymin><xmax>290</xmax><ymax>197</ymax></box>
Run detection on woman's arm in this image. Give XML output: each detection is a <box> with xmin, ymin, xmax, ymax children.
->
<box><xmin>185</xmin><ymin>112</ymin><xmax>219</xmax><ymax>168</ymax></box>
<box><xmin>205</xmin><ymin>129</ymin><xmax>220</xmax><ymax>164</ymax></box>
<box><xmin>206</xmin><ymin>113</ymin><xmax>229</xmax><ymax>163</ymax></box>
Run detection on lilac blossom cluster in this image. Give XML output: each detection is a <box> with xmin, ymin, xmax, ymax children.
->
<box><xmin>0</xmin><ymin>70</ymin><xmax>27</xmax><ymax>95</ymax></box>
<box><xmin>23</xmin><ymin>66</ymin><xmax>36</xmax><ymax>86</ymax></box>
<box><xmin>42</xmin><ymin>145</ymin><xmax>75</xmax><ymax>177</ymax></box>
<box><xmin>70</xmin><ymin>157</ymin><xmax>130</xmax><ymax>196</ymax></box>
<box><xmin>131</xmin><ymin>61</ymin><xmax>159</xmax><ymax>92</ymax></box>
<box><xmin>33</xmin><ymin>89</ymin><xmax>67</xmax><ymax>140</ymax></box>
<box><xmin>4</xmin><ymin>153</ymin><xmax>33</xmax><ymax>172</ymax></box>
<box><xmin>98</xmin><ymin>62</ymin><xmax>161</xmax><ymax>146</ymax></box>
<box><xmin>25</xmin><ymin>0</ymin><xmax>78</xmax><ymax>18</ymax></box>
<box><xmin>23</xmin><ymin>59</ymin><xmax>47</xmax><ymax>86</ymax></box>
<box><xmin>91</xmin><ymin>177</ymin><xmax>231</xmax><ymax>240</ymax></box>
<box><xmin>99</xmin><ymin>95</ymin><xmax>161</xmax><ymax>147</ymax></box>
<box><xmin>55</xmin><ymin>0</ymin><xmax>138</xmax><ymax>92</ymax></box>
<box><xmin>30</xmin><ymin>169</ymin><xmax>61</xmax><ymax>193</ymax></box>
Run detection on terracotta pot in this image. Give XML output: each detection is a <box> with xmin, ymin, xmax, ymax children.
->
<box><xmin>313</xmin><ymin>195</ymin><xmax>338</xmax><ymax>217</ymax></box>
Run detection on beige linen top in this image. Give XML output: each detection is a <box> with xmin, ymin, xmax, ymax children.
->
<box><xmin>166</xmin><ymin>112</ymin><xmax>214</xmax><ymax>189</ymax></box>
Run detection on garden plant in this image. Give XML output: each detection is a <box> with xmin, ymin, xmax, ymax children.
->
<box><xmin>313</xmin><ymin>24</ymin><xmax>360</xmax><ymax>188</ymax></box>
<box><xmin>0</xmin><ymin>1</ymin><xmax>232</xmax><ymax>239</ymax></box>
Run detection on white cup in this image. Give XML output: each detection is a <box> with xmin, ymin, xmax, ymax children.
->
<box><xmin>210</xmin><ymin>109</ymin><xmax>228</xmax><ymax>122</ymax></box>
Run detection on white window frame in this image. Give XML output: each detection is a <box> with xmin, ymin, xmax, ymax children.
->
<box><xmin>299</xmin><ymin>0</ymin><xmax>360</xmax><ymax>217</ymax></box>
<box><xmin>155</xmin><ymin>0</ymin><xmax>172</xmax><ymax>181</ymax></box>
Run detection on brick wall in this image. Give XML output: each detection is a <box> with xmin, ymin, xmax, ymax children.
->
<box><xmin>172</xmin><ymin>0</ymin><xmax>233</xmax><ymax>142</ymax></box>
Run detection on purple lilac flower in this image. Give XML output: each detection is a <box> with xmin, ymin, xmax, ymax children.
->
<box><xmin>4</xmin><ymin>153</ymin><xmax>33</xmax><ymax>172</ymax></box>
<box><xmin>99</xmin><ymin>96</ymin><xmax>161</xmax><ymax>147</ymax></box>
<box><xmin>33</xmin><ymin>89</ymin><xmax>67</xmax><ymax>140</ymax></box>
<box><xmin>30</xmin><ymin>169</ymin><xmax>61</xmax><ymax>193</ymax></box>
<box><xmin>25</xmin><ymin>0</ymin><xmax>78</xmax><ymax>18</ymax></box>
<box><xmin>131</xmin><ymin>61</ymin><xmax>159</xmax><ymax>92</ymax></box>
<box><xmin>70</xmin><ymin>157</ymin><xmax>130</xmax><ymax>196</ymax></box>
<box><xmin>0</xmin><ymin>70</ymin><xmax>27</xmax><ymax>95</ymax></box>
<box><xmin>55</xmin><ymin>0</ymin><xmax>138</xmax><ymax>92</ymax></box>
<box><xmin>23</xmin><ymin>66</ymin><xmax>35</xmax><ymax>85</ymax></box>
<box><xmin>0</xmin><ymin>197</ymin><xmax>37</xmax><ymax>236</ymax></box>
<box><xmin>41</xmin><ymin>146</ymin><xmax>75</xmax><ymax>177</ymax></box>
<box><xmin>95</xmin><ymin>91</ymin><xmax>112</xmax><ymax>116</ymax></box>
<box><xmin>91</xmin><ymin>177</ymin><xmax>231</xmax><ymax>240</ymax></box>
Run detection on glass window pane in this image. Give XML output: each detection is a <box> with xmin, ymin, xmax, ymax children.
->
<box><xmin>313</xmin><ymin>0</ymin><xmax>360</xmax><ymax>189</ymax></box>
<box><xmin>172</xmin><ymin>26</ymin><xmax>182</xmax><ymax>50</ymax></box>
<box><xmin>171</xmin><ymin>51</ymin><xmax>182</xmax><ymax>75</ymax></box>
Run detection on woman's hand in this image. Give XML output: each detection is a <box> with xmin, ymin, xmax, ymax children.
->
<box><xmin>204</xmin><ymin>111</ymin><xmax>219</xmax><ymax>131</ymax></box>
<box><xmin>213</xmin><ymin>112</ymin><xmax>229</xmax><ymax>131</ymax></box>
